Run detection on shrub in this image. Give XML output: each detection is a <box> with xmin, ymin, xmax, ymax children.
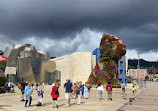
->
<box><xmin>56</xmin><ymin>79</ymin><xmax>60</xmax><ymax>82</ymax></box>
<box><xmin>108</xmin><ymin>72</ymin><xmax>113</xmax><ymax>77</ymax></box>
<box><xmin>0</xmin><ymin>76</ymin><xmax>7</xmax><ymax>86</ymax></box>
<box><xmin>145</xmin><ymin>75</ymin><xmax>149</xmax><ymax>81</ymax></box>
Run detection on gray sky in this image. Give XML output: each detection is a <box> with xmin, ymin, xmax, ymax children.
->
<box><xmin>0</xmin><ymin>0</ymin><xmax>158</xmax><ymax>61</ymax></box>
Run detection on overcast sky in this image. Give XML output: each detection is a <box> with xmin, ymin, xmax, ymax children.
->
<box><xmin>0</xmin><ymin>0</ymin><xmax>158</xmax><ymax>61</ymax></box>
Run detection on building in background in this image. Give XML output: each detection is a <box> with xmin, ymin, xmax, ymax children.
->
<box><xmin>118</xmin><ymin>56</ymin><xmax>128</xmax><ymax>85</ymax></box>
<box><xmin>127</xmin><ymin>69</ymin><xmax>148</xmax><ymax>80</ymax></box>
<box><xmin>3</xmin><ymin>44</ymin><xmax>55</xmax><ymax>84</ymax></box>
<box><xmin>50</xmin><ymin>52</ymin><xmax>96</xmax><ymax>85</ymax></box>
<box><xmin>93</xmin><ymin>48</ymin><xmax>100</xmax><ymax>63</ymax></box>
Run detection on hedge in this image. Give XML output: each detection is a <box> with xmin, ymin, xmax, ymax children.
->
<box><xmin>0</xmin><ymin>76</ymin><xmax>7</xmax><ymax>86</ymax></box>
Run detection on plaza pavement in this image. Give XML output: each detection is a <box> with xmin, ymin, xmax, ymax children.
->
<box><xmin>0</xmin><ymin>83</ymin><xmax>142</xmax><ymax>111</ymax></box>
<box><xmin>118</xmin><ymin>81</ymin><xmax>158</xmax><ymax>111</ymax></box>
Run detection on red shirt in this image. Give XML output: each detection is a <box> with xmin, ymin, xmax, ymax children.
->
<box><xmin>106</xmin><ymin>84</ymin><xmax>112</xmax><ymax>91</ymax></box>
<box><xmin>51</xmin><ymin>86</ymin><xmax>59</xmax><ymax>98</ymax></box>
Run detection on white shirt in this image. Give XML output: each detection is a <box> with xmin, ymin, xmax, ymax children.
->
<box><xmin>8</xmin><ymin>82</ymin><xmax>11</xmax><ymax>87</ymax></box>
<box><xmin>37</xmin><ymin>85</ymin><xmax>42</xmax><ymax>91</ymax></box>
<box><xmin>84</xmin><ymin>86</ymin><xmax>88</xmax><ymax>90</ymax></box>
<box><xmin>52</xmin><ymin>83</ymin><xmax>55</xmax><ymax>86</ymax></box>
<box><xmin>121</xmin><ymin>84</ymin><xmax>125</xmax><ymax>88</ymax></box>
<box><xmin>98</xmin><ymin>85</ymin><xmax>104</xmax><ymax>91</ymax></box>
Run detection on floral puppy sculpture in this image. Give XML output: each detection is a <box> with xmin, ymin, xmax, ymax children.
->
<box><xmin>88</xmin><ymin>33</ymin><xmax>126</xmax><ymax>85</ymax></box>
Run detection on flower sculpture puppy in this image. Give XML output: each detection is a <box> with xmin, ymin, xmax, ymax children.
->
<box><xmin>88</xmin><ymin>33</ymin><xmax>126</xmax><ymax>85</ymax></box>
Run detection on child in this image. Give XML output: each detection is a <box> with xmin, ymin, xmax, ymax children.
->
<box><xmin>81</xmin><ymin>84</ymin><xmax>84</xmax><ymax>99</ymax></box>
<box><xmin>132</xmin><ymin>86</ymin><xmax>135</xmax><ymax>96</ymax></box>
<box><xmin>134</xmin><ymin>84</ymin><xmax>137</xmax><ymax>93</ymax></box>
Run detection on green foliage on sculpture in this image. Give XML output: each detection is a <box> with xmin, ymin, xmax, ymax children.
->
<box><xmin>88</xmin><ymin>33</ymin><xmax>126</xmax><ymax>85</ymax></box>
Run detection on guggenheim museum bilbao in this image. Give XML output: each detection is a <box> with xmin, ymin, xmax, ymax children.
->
<box><xmin>2</xmin><ymin>44</ymin><xmax>96</xmax><ymax>85</ymax></box>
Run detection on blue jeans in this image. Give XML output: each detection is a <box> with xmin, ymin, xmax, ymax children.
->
<box><xmin>84</xmin><ymin>89</ymin><xmax>88</xmax><ymax>98</ymax></box>
<box><xmin>26</xmin><ymin>95</ymin><xmax>31</xmax><ymax>101</ymax></box>
<box><xmin>8</xmin><ymin>87</ymin><xmax>10</xmax><ymax>92</ymax></box>
<box><xmin>99</xmin><ymin>90</ymin><xmax>102</xmax><ymax>99</ymax></box>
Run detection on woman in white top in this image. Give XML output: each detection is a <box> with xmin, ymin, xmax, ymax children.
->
<box><xmin>84</xmin><ymin>82</ymin><xmax>88</xmax><ymax>99</ymax></box>
<box><xmin>36</xmin><ymin>82</ymin><xmax>43</xmax><ymax>106</ymax></box>
<box><xmin>97</xmin><ymin>83</ymin><xmax>104</xmax><ymax>101</ymax></box>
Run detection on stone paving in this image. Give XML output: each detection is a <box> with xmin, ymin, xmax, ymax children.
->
<box><xmin>118</xmin><ymin>82</ymin><xmax>158</xmax><ymax>111</ymax></box>
<box><xmin>0</xmin><ymin>84</ymin><xmax>140</xmax><ymax>111</ymax></box>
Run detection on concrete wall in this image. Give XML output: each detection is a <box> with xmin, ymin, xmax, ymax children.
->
<box><xmin>50</xmin><ymin>52</ymin><xmax>96</xmax><ymax>85</ymax></box>
<box><xmin>50</xmin><ymin>55</ymin><xmax>72</xmax><ymax>85</ymax></box>
<box><xmin>4</xmin><ymin>67</ymin><xmax>16</xmax><ymax>75</ymax></box>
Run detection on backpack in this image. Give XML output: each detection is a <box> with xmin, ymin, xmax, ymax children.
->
<box><xmin>76</xmin><ymin>87</ymin><xmax>80</xmax><ymax>94</ymax></box>
<box><xmin>18</xmin><ymin>84</ymin><xmax>22</xmax><ymax>89</ymax></box>
<box><xmin>54</xmin><ymin>88</ymin><xmax>59</xmax><ymax>94</ymax></box>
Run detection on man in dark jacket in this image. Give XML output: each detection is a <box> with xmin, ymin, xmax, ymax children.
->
<box><xmin>20</xmin><ymin>79</ymin><xmax>26</xmax><ymax>101</ymax></box>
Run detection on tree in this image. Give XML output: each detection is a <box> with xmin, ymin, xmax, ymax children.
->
<box><xmin>145</xmin><ymin>75</ymin><xmax>149</xmax><ymax>81</ymax></box>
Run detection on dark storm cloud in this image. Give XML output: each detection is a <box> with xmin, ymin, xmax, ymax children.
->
<box><xmin>0</xmin><ymin>0</ymin><xmax>158</xmax><ymax>52</ymax></box>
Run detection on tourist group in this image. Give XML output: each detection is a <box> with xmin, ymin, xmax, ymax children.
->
<box><xmin>17</xmin><ymin>79</ymin><xmax>114</xmax><ymax>108</ymax></box>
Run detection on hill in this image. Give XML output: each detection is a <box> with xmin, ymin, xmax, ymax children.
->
<box><xmin>128</xmin><ymin>59</ymin><xmax>158</xmax><ymax>74</ymax></box>
<box><xmin>129</xmin><ymin>59</ymin><xmax>158</xmax><ymax>68</ymax></box>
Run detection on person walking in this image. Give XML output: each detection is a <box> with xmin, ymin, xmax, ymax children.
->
<box><xmin>76</xmin><ymin>84</ymin><xmax>81</xmax><ymax>105</ymax></box>
<box><xmin>31</xmin><ymin>83</ymin><xmax>34</xmax><ymax>89</ymax></box>
<box><xmin>8</xmin><ymin>82</ymin><xmax>11</xmax><ymax>93</ymax></box>
<box><xmin>106</xmin><ymin>82</ymin><xmax>112</xmax><ymax>101</ymax></box>
<box><xmin>25</xmin><ymin>83</ymin><xmax>33</xmax><ymax>107</ymax></box>
<box><xmin>20</xmin><ymin>79</ymin><xmax>26</xmax><ymax>101</ymax></box>
<box><xmin>132</xmin><ymin>85</ymin><xmax>135</xmax><ymax>96</ymax></box>
<box><xmin>134</xmin><ymin>84</ymin><xmax>137</xmax><ymax>93</ymax></box>
<box><xmin>81</xmin><ymin>84</ymin><xmax>84</xmax><ymax>99</ymax></box>
<box><xmin>64</xmin><ymin>79</ymin><xmax>73</xmax><ymax>107</ymax></box>
<box><xmin>5</xmin><ymin>82</ymin><xmax>9</xmax><ymax>93</ymax></box>
<box><xmin>51</xmin><ymin>83</ymin><xmax>59</xmax><ymax>108</ymax></box>
<box><xmin>42</xmin><ymin>83</ymin><xmax>45</xmax><ymax>88</ymax></box>
<box><xmin>87</xmin><ymin>83</ymin><xmax>91</xmax><ymax>93</ymax></box>
<box><xmin>72</xmin><ymin>83</ymin><xmax>77</xmax><ymax>99</ymax></box>
<box><xmin>121</xmin><ymin>82</ymin><xmax>125</xmax><ymax>94</ymax></box>
<box><xmin>97</xmin><ymin>83</ymin><xmax>104</xmax><ymax>101</ymax></box>
<box><xmin>36</xmin><ymin>82</ymin><xmax>43</xmax><ymax>106</ymax></box>
<box><xmin>84</xmin><ymin>83</ymin><xmax>88</xmax><ymax>99</ymax></box>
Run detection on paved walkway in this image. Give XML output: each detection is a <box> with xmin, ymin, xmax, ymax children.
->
<box><xmin>118</xmin><ymin>82</ymin><xmax>158</xmax><ymax>111</ymax></box>
<box><xmin>0</xmin><ymin>84</ymin><xmax>135</xmax><ymax>111</ymax></box>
